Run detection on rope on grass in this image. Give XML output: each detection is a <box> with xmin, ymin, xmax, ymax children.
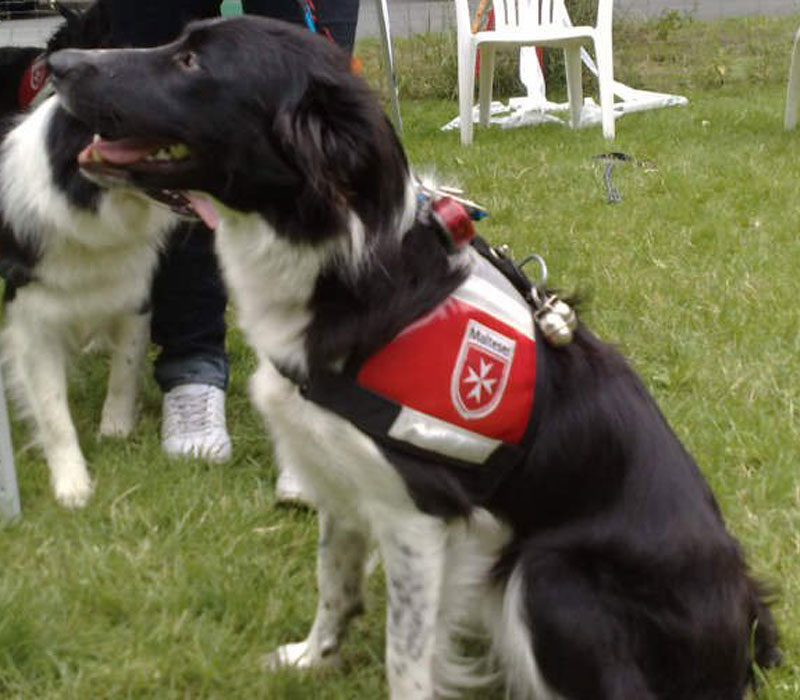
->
<box><xmin>592</xmin><ymin>152</ymin><xmax>658</xmax><ymax>205</ymax></box>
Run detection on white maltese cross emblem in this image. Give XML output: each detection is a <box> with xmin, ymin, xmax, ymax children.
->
<box><xmin>451</xmin><ymin>319</ymin><xmax>515</xmax><ymax>419</ymax></box>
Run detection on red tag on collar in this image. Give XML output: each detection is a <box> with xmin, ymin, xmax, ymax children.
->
<box><xmin>431</xmin><ymin>197</ymin><xmax>475</xmax><ymax>250</ymax></box>
<box><xmin>18</xmin><ymin>55</ymin><xmax>49</xmax><ymax>110</ymax></box>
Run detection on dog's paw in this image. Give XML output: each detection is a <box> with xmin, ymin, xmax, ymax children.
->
<box><xmin>53</xmin><ymin>474</ymin><xmax>94</xmax><ymax>509</ymax></box>
<box><xmin>262</xmin><ymin>640</ymin><xmax>340</xmax><ymax>671</ymax></box>
<box><xmin>99</xmin><ymin>406</ymin><xmax>136</xmax><ymax>438</ymax></box>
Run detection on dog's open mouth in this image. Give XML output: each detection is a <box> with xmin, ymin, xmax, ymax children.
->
<box><xmin>78</xmin><ymin>136</ymin><xmax>192</xmax><ymax>170</ymax></box>
<box><xmin>78</xmin><ymin>136</ymin><xmax>220</xmax><ymax>229</ymax></box>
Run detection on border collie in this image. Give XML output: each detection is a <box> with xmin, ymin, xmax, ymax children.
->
<box><xmin>49</xmin><ymin>17</ymin><xmax>780</xmax><ymax>698</ymax></box>
<box><xmin>0</xmin><ymin>2</ymin><xmax>173</xmax><ymax>508</ymax></box>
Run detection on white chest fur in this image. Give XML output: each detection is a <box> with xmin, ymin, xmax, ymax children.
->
<box><xmin>214</xmin><ymin>213</ymin><xmax>416</xmax><ymax>517</ymax></box>
<box><xmin>0</xmin><ymin>97</ymin><xmax>175</xmax><ymax>329</ymax></box>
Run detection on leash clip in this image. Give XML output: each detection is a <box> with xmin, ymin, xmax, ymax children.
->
<box><xmin>519</xmin><ymin>253</ymin><xmax>577</xmax><ymax>347</ymax></box>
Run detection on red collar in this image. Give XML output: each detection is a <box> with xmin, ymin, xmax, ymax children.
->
<box><xmin>18</xmin><ymin>54</ymin><xmax>49</xmax><ymax>110</ymax></box>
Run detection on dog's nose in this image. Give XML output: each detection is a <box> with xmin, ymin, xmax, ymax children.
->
<box><xmin>48</xmin><ymin>49</ymin><xmax>98</xmax><ymax>82</ymax></box>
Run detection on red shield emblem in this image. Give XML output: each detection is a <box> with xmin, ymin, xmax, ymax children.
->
<box><xmin>29</xmin><ymin>60</ymin><xmax>47</xmax><ymax>92</ymax></box>
<box><xmin>18</xmin><ymin>57</ymin><xmax>49</xmax><ymax>110</ymax></box>
<box><xmin>451</xmin><ymin>319</ymin><xmax>515</xmax><ymax>419</ymax></box>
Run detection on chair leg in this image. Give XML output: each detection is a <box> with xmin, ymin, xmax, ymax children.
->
<box><xmin>564</xmin><ymin>45</ymin><xmax>584</xmax><ymax>131</ymax></box>
<box><xmin>458</xmin><ymin>41</ymin><xmax>477</xmax><ymax>145</ymax></box>
<box><xmin>478</xmin><ymin>46</ymin><xmax>496</xmax><ymax>128</ymax></box>
<box><xmin>786</xmin><ymin>27</ymin><xmax>800</xmax><ymax>129</ymax></box>
<box><xmin>594</xmin><ymin>38</ymin><xmax>616</xmax><ymax>139</ymax></box>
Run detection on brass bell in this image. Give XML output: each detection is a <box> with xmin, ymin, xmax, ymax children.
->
<box><xmin>538</xmin><ymin>310</ymin><xmax>574</xmax><ymax>346</ymax></box>
<box><xmin>537</xmin><ymin>297</ymin><xmax>578</xmax><ymax>347</ymax></box>
<box><xmin>550</xmin><ymin>299</ymin><xmax>578</xmax><ymax>332</ymax></box>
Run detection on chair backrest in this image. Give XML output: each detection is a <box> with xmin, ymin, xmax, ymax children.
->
<box><xmin>493</xmin><ymin>0</ymin><xmax>559</xmax><ymax>30</ymax></box>
<box><xmin>454</xmin><ymin>0</ymin><xmax>611</xmax><ymax>43</ymax></box>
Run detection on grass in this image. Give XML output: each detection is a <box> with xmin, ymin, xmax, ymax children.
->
<box><xmin>2</xmin><ymin>10</ymin><xmax>800</xmax><ymax>698</ymax></box>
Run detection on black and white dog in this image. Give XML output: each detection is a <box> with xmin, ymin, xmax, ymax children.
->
<box><xmin>0</xmin><ymin>2</ymin><xmax>174</xmax><ymax>508</ymax></box>
<box><xmin>49</xmin><ymin>17</ymin><xmax>779</xmax><ymax>698</ymax></box>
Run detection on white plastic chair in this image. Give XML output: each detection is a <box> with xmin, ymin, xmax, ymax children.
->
<box><xmin>454</xmin><ymin>0</ymin><xmax>616</xmax><ymax>145</ymax></box>
<box><xmin>785</xmin><ymin>23</ymin><xmax>800</xmax><ymax>129</ymax></box>
<box><xmin>375</xmin><ymin>0</ymin><xmax>403</xmax><ymax>132</ymax></box>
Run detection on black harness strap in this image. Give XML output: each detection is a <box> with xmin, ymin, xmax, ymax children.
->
<box><xmin>279</xmin><ymin>366</ymin><xmax>530</xmax><ymax>472</ymax></box>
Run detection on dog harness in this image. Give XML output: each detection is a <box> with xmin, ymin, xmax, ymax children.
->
<box><xmin>291</xmin><ymin>195</ymin><xmax>549</xmax><ymax>472</ymax></box>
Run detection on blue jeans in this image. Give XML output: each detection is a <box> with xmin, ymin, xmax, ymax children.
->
<box><xmin>243</xmin><ymin>0</ymin><xmax>360</xmax><ymax>52</ymax></box>
<box><xmin>150</xmin><ymin>223</ymin><xmax>229</xmax><ymax>392</ymax></box>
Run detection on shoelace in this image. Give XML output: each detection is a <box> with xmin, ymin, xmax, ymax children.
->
<box><xmin>163</xmin><ymin>390</ymin><xmax>223</xmax><ymax>435</ymax></box>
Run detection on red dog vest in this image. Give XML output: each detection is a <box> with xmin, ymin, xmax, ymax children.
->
<box><xmin>358</xmin><ymin>253</ymin><xmax>536</xmax><ymax>464</ymax></box>
<box><xmin>300</xmin><ymin>251</ymin><xmax>538</xmax><ymax>469</ymax></box>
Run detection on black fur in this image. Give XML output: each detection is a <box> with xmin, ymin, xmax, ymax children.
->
<box><xmin>0</xmin><ymin>219</ymin><xmax>37</xmax><ymax>301</ymax></box>
<box><xmin>307</xmin><ymin>218</ymin><xmax>467</xmax><ymax>371</ymax></box>
<box><xmin>44</xmin><ymin>105</ymin><xmax>100</xmax><ymax>210</ymax></box>
<box><xmin>494</xmin><ymin>329</ymin><xmax>780</xmax><ymax>697</ymax></box>
<box><xmin>48</xmin><ymin>17</ymin><xmax>780</xmax><ymax>699</ymax></box>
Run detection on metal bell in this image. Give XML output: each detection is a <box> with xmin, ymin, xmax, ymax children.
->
<box><xmin>550</xmin><ymin>299</ymin><xmax>578</xmax><ymax>332</ymax></box>
<box><xmin>538</xmin><ymin>310</ymin><xmax>574</xmax><ymax>347</ymax></box>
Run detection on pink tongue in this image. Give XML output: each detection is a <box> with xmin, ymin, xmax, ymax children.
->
<box><xmin>185</xmin><ymin>193</ymin><xmax>220</xmax><ymax>231</ymax></box>
<box><xmin>78</xmin><ymin>138</ymin><xmax>163</xmax><ymax>166</ymax></box>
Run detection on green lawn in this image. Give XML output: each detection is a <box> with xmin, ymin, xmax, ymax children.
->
<box><xmin>2</xmin><ymin>11</ymin><xmax>800</xmax><ymax>699</ymax></box>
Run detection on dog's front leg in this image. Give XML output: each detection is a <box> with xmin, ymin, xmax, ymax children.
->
<box><xmin>99</xmin><ymin>311</ymin><xmax>150</xmax><ymax>437</ymax></box>
<box><xmin>10</xmin><ymin>329</ymin><xmax>91</xmax><ymax>508</ymax></box>
<box><xmin>267</xmin><ymin>510</ymin><xmax>368</xmax><ymax>669</ymax></box>
<box><xmin>378</xmin><ymin>514</ymin><xmax>447</xmax><ymax>700</ymax></box>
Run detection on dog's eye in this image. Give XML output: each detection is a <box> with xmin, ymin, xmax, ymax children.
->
<box><xmin>175</xmin><ymin>51</ymin><xmax>200</xmax><ymax>71</ymax></box>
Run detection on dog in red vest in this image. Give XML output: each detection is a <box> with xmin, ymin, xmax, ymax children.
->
<box><xmin>50</xmin><ymin>16</ymin><xmax>779</xmax><ymax>699</ymax></box>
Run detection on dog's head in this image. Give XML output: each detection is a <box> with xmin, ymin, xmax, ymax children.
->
<box><xmin>48</xmin><ymin>16</ymin><xmax>409</xmax><ymax>243</ymax></box>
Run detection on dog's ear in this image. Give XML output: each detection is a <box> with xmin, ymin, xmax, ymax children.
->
<box><xmin>274</xmin><ymin>67</ymin><xmax>409</xmax><ymax>236</ymax></box>
<box><xmin>54</xmin><ymin>1</ymin><xmax>80</xmax><ymax>23</ymax></box>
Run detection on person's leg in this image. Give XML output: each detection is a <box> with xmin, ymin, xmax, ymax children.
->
<box><xmin>151</xmin><ymin>224</ymin><xmax>228</xmax><ymax>394</ymax></box>
<box><xmin>151</xmin><ymin>222</ymin><xmax>232</xmax><ymax>463</ymax></box>
<box><xmin>241</xmin><ymin>0</ymin><xmax>302</xmax><ymax>25</ymax></box>
<box><xmin>110</xmin><ymin>0</ymin><xmax>220</xmax><ymax>47</ymax></box>
<box><xmin>242</xmin><ymin>0</ymin><xmax>360</xmax><ymax>53</ymax></box>
<box><xmin>317</xmin><ymin>0</ymin><xmax>360</xmax><ymax>53</ymax></box>
<box><xmin>109</xmin><ymin>1</ymin><xmax>232</xmax><ymax>462</ymax></box>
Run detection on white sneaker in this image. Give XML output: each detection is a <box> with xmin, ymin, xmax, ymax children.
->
<box><xmin>161</xmin><ymin>383</ymin><xmax>232</xmax><ymax>463</ymax></box>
